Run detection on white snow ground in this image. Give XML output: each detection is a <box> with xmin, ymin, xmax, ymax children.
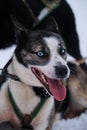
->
<box><xmin>0</xmin><ymin>0</ymin><xmax>87</xmax><ymax>130</ymax></box>
<box><xmin>52</xmin><ymin>112</ymin><xmax>87</xmax><ymax>130</ymax></box>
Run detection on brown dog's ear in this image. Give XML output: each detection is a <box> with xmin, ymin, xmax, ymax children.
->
<box><xmin>45</xmin><ymin>16</ymin><xmax>60</xmax><ymax>33</ymax></box>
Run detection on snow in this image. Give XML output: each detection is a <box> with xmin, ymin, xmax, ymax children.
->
<box><xmin>0</xmin><ymin>0</ymin><xmax>87</xmax><ymax>130</ymax></box>
<box><xmin>52</xmin><ymin>112</ymin><xmax>87</xmax><ymax>130</ymax></box>
<box><xmin>0</xmin><ymin>45</ymin><xmax>16</xmax><ymax>68</ymax></box>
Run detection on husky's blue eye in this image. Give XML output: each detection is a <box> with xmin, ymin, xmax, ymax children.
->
<box><xmin>59</xmin><ymin>47</ymin><xmax>66</xmax><ymax>56</ymax></box>
<box><xmin>36</xmin><ymin>51</ymin><xmax>44</xmax><ymax>57</ymax></box>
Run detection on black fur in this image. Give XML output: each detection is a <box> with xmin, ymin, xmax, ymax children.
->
<box><xmin>33</xmin><ymin>87</ymin><xmax>50</xmax><ymax>98</ymax></box>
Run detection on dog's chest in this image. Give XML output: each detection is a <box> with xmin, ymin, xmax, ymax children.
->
<box><xmin>9</xmin><ymin>81</ymin><xmax>54</xmax><ymax>129</ymax></box>
<box><xmin>11</xmin><ymin>83</ymin><xmax>40</xmax><ymax>113</ymax></box>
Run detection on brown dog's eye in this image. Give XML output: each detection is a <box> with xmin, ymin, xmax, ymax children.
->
<box><xmin>59</xmin><ymin>47</ymin><xmax>66</xmax><ymax>56</ymax></box>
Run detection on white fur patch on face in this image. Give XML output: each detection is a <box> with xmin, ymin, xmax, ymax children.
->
<box><xmin>43</xmin><ymin>36</ymin><xmax>60</xmax><ymax>53</ymax></box>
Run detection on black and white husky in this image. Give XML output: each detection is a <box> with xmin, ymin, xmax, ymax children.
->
<box><xmin>0</xmin><ymin>18</ymin><xmax>70</xmax><ymax>130</ymax></box>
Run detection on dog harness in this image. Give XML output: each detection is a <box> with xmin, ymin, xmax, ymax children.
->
<box><xmin>8</xmin><ymin>86</ymin><xmax>50</xmax><ymax>129</ymax></box>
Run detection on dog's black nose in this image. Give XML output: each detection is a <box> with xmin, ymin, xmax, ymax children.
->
<box><xmin>55</xmin><ymin>65</ymin><xmax>68</xmax><ymax>78</ymax></box>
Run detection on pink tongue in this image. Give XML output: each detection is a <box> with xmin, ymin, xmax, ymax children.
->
<box><xmin>47</xmin><ymin>78</ymin><xmax>66</xmax><ymax>101</ymax></box>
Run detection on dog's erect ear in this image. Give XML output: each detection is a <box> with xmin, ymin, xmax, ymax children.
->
<box><xmin>45</xmin><ymin>17</ymin><xmax>60</xmax><ymax>33</ymax></box>
<box><xmin>11</xmin><ymin>15</ymin><xmax>31</xmax><ymax>45</ymax></box>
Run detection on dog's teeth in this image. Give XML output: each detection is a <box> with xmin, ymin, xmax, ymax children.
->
<box><xmin>41</xmin><ymin>74</ymin><xmax>46</xmax><ymax>81</ymax></box>
<box><xmin>41</xmin><ymin>73</ymin><xmax>48</xmax><ymax>85</ymax></box>
<box><xmin>46</xmin><ymin>91</ymin><xmax>48</xmax><ymax>94</ymax></box>
<box><xmin>46</xmin><ymin>82</ymin><xmax>48</xmax><ymax>85</ymax></box>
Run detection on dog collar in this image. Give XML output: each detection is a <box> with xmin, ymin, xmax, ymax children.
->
<box><xmin>0</xmin><ymin>58</ymin><xmax>20</xmax><ymax>82</ymax></box>
<box><xmin>1</xmin><ymin>69</ymin><xmax>21</xmax><ymax>81</ymax></box>
<box><xmin>8</xmin><ymin>86</ymin><xmax>49</xmax><ymax>129</ymax></box>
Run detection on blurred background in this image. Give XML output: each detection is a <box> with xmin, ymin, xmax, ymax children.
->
<box><xmin>67</xmin><ymin>0</ymin><xmax>87</xmax><ymax>59</ymax></box>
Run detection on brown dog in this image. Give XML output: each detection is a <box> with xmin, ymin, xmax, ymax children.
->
<box><xmin>63</xmin><ymin>62</ymin><xmax>87</xmax><ymax>118</ymax></box>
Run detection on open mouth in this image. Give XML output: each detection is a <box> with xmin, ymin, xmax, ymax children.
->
<box><xmin>31</xmin><ymin>67</ymin><xmax>66</xmax><ymax>101</ymax></box>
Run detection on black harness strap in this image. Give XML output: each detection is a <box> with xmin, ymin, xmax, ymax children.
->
<box><xmin>0</xmin><ymin>58</ymin><xmax>13</xmax><ymax>87</ymax></box>
<box><xmin>0</xmin><ymin>58</ymin><xmax>21</xmax><ymax>86</ymax></box>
